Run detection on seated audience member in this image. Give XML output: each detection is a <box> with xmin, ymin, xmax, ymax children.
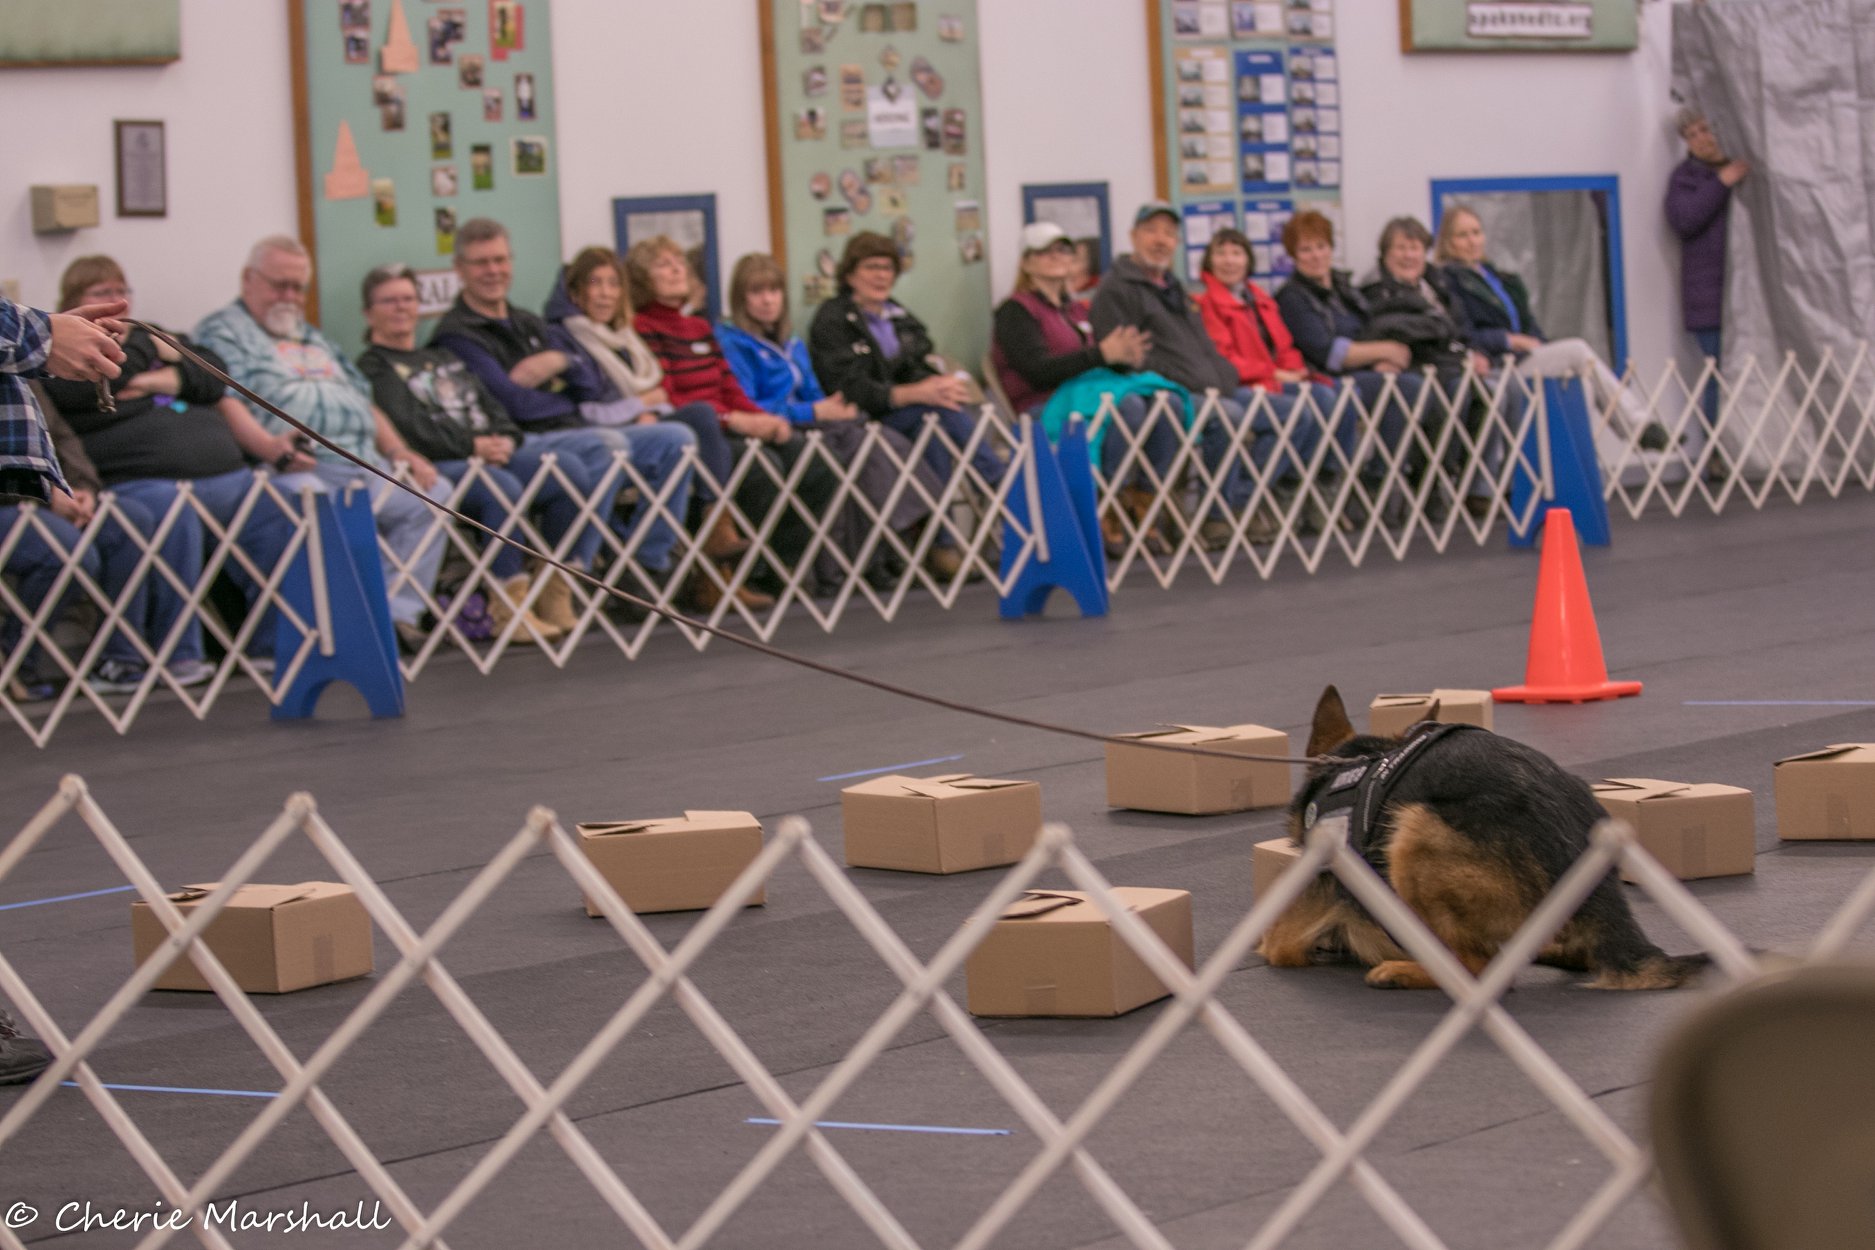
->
<box><xmin>808</xmin><ymin>232</ymin><xmax>1007</xmax><ymax>487</ymax></box>
<box><xmin>991</xmin><ymin>222</ymin><xmax>1178</xmax><ymax>556</ymax></box>
<box><xmin>1274</xmin><ymin>211</ymin><xmax>1424</xmax><ymax>485</ymax></box>
<box><xmin>1433</xmin><ymin>205</ymin><xmax>1657</xmax><ymax>446</ymax></box>
<box><xmin>1067</xmin><ymin>238</ymin><xmax>1103</xmax><ymax>297</ymax></box>
<box><xmin>550</xmin><ymin>246</ymin><xmax>745</xmax><ymax>563</ymax></box>
<box><xmin>1195</xmin><ymin>228</ymin><xmax>1345</xmax><ymax>495</ymax></box>
<box><xmin>357</xmin><ymin>263</ymin><xmax>617</xmax><ymax>640</ymax></box>
<box><xmin>627</xmin><ymin>236</ymin><xmax>843</xmax><ymax>605</ymax></box>
<box><xmin>46</xmin><ymin>256</ymin><xmax>307</xmax><ymax>683</ymax></box>
<box><xmin>195</xmin><ymin>235</ymin><xmax>451</xmax><ymax>649</ymax></box>
<box><xmin>1360</xmin><ymin>215</ymin><xmax>1508</xmax><ymax>511</ymax></box>
<box><xmin>1093</xmin><ymin>203</ymin><xmax>1301</xmax><ymax>546</ymax></box>
<box><xmin>716</xmin><ymin>251</ymin><xmax>942</xmax><ymax>583</ymax></box>
<box><xmin>432</xmin><ymin>218</ymin><xmax>695</xmax><ymax>604</ymax></box>
<box><xmin>1</xmin><ymin>396</ymin><xmax>195</xmax><ymax>698</ymax></box>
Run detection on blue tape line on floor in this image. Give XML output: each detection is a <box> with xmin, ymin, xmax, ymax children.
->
<box><xmin>818</xmin><ymin>754</ymin><xmax>965</xmax><ymax>783</ymax></box>
<box><xmin>61</xmin><ymin>1081</ymin><xmax>278</xmax><ymax>1099</ymax></box>
<box><xmin>0</xmin><ymin>885</ymin><xmax>137</xmax><ymax>912</ymax></box>
<box><xmin>1683</xmin><ymin>700</ymin><xmax>1875</xmax><ymax>707</ymax></box>
<box><xmin>746</xmin><ymin>1117</ymin><xmax>1009</xmax><ymax>1136</ymax></box>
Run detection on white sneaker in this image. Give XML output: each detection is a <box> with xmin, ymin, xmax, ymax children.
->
<box><xmin>169</xmin><ymin>658</ymin><xmax>216</xmax><ymax>688</ymax></box>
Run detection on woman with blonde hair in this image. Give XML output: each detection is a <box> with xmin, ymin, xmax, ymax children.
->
<box><xmin>1434</xmin><ymin>205</ymin><xmax>1659</xmax><ymax>453</ymax></box>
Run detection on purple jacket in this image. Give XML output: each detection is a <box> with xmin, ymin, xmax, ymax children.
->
<box><xmin>1665</xmin><ymin>157</ymin><xmax>1732</xmax><ymax>332</ymax></box>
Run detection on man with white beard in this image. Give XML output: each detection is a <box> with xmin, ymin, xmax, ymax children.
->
<box><xmin>196</xmin><ymin>236</ymin><xmax>450</xmax><ymax>648</ymax></box>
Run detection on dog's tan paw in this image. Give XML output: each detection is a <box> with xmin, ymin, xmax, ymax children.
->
<box><xmin>1256</xmin><ymin>936</ymin><xmax>1314</xmax><ymax>967</ymax></box>
<box><xmin>1366</xmin><ymin>960</ymin><xmax>1437</xmax><ymax>989</ymax></box>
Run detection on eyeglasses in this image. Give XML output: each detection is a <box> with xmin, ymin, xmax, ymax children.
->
<box><xmin>370</xmin><ymin>293</ymin><xmax>420</xmax><ymax>308</ymax></box>
<box><xmin>853</xmin><ymin>259</ymin><xmax>898</xmax><ymax>275</ymax></box>
<box><xmin>83</xmin><ymin>285</ymin><xmax>133</xmax><ymax>301</ymax></box>
<box><xmin>252</xmin><ymin>272</ymin><xmax>309</xmax><ymax>296</ymax></box>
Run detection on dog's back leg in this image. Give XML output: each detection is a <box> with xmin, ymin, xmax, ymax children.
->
<box><xmin>1371</xmin><ymin>803</ymin><xmax>1542</xmax><ymax>990</ymax></box>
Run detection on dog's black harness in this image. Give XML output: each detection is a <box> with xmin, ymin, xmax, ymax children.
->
<box><xmin>1301</xmin><ymin>721</ymin><xmax>1487</xmax><ymax>875</ymax></box>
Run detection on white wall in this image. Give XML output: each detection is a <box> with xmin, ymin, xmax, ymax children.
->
<box><xmin>0</xmin><ymin>0</ymin><xmax>1685</xmax><ymax>369</ymax></box>
<box><xmin>0</xmin><ymin>3</ymin><xmax>297</xmax><ymax>332</ymax></box>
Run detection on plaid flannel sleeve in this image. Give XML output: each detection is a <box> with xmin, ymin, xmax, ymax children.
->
<box><xmin>0</xmin><ymin>297</ymin><xmax>67</xmax><ymax>503</ymax></box>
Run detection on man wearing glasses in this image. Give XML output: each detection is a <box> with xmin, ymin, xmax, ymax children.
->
<box><xmin>195</xmin><ymin>235</ymin><xmax>451</xmax><ymax>650</ymax></box>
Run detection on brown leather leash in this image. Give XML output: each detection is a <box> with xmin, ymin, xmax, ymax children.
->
<box><xmin>127</xmin><ymin>319</ymin><xmax>1334</xmax><ymax>769</ymax></box>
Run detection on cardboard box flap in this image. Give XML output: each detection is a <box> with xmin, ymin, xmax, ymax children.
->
<box><xmin>678</xmin><ymin>810</ymin><xmax>761</xmax><ymax>832</ymax></box>
<box><xmin>1775</xmin><ymin>744</ymin><xmax>1875</xmax><ymax>766</ymax></box>
<box><xmin>1373</xmin><ymin>693</ymin><xmax>1434</xmax><ymax>708</ymax></box>
<box><xmin>577</xmin><ymin>820</ymin><xmax>667</xmax><ymax>837</ymax></box>
<box><xmin>1000</xmin><ymin>891</ymin><xmax>1085</xmax><ymax>920</ymax></box>
<box><xmin>1596</xmin><ymin>778</ymin><xmax>1692</xmax><ymax>800</ymax></box>
<box><xmin>171</xmin><ymin>882</ymin><xmax>319</xmax><ymax>908</ymax></box>
<box><xmin>946</xmin><ymin>777</ymin><xmax>1030</xmax><ymax>792</ymax></box>
<box><xmin>1119</xmin><ymin>724</ymin><xmax>1234</xmax><ymax>744</ymax></box>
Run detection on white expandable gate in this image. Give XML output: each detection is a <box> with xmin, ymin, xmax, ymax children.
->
<box><xmin>3</xmin><ymin>778</ymin><xmax>1874</xmax><ymax>1249</ymax></box>
<box><xmin>5</xmin><ymin>351</ymin><xmax>1874</xmax><ymax>744</ymax></box>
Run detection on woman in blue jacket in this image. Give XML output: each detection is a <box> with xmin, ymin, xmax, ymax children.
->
<box><xmin>717</xmin><ymin>253</ymin><xmax>941</xmax><ymax>578</ymax></box>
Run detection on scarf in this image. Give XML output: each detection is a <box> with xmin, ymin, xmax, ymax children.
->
<box><xmin>562</xmin><ymin>313</ymin><xmax>664</xmax><ymax>399</ymax></box>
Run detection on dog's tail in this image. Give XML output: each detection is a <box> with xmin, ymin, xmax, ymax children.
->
<box><xmin>1585</xmin><ymin>949</ymin><xmax>1710</xmax><ymax>991</ymax></box>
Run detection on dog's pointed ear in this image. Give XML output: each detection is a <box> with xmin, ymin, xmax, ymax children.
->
<box><xmin>1306</xmin><ymin>685</ymin><xmax>1356</xmax><ymax>756</ymax></box>
<box><xmin>1414</xmin><ymin>698</ymin><xmax>1443</xmax><ymax>729</ymax></box>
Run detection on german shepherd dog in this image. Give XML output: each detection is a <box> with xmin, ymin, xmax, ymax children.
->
<box><xmin>1257</xmin><ymin>687</ymin><xmax>1708</xmax><ymax>990</ymax></box>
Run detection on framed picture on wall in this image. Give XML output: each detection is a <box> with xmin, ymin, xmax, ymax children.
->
<box><xmin>1021</xmin><ymin>182</ymin><xmax>1112</xmax><ymax>282</ymax></box>
<box><xmin>114</xmin><ymin>120</ymin><xmax>167</xmax><ymax>218</ymax></box>
<box><xmin>613</xmin><ymin>194</ymin><xmax>721</xmax><ymax>324</ymax></box>
<box><xmin>1400</xmin><ymin>0</ymin><xmax>1639</xmax><ymax>53</ymax></box>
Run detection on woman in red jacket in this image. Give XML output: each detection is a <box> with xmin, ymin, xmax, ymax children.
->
<box><xmin>1195</xmin><ymin>228</ymin><xmax>1348</xmax><ymax>517</ymax></box>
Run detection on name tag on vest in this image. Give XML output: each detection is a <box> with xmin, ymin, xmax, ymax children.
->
<box><xmin>691</xmin><ymin>341</ymin><xmax>711</xmax><ymax>355</ymax></box>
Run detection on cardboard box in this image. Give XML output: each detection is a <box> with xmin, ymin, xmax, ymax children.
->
<box><xmin>30</xmin><ymin>184</ymin><xmax>99</xmax><ymax>233</ymax></box>
<box><xmin>130</xmin><ymin>882</ymin><xmax>373</xmax><ymax>993</ymax></box>
<box><xmin>841</xmin><ymin>773</ymin><xmax>1041</xmax><ymax>874</ymax></box>
<box><xmin>1105</xmin><ymin>724</ymin><xmax>1292</xmax><ymax>814</ymax></box>
<box><xmin>1368</xmin><ymin>690</ymin><xmax>1494</xmax><ymax>737</ymax></box>
<box><xmin>1252</xmin><ymin>837</ymin><xmax>1305</xmax><ymax>901</ymax></box>
<box><xmin>1592</xmin><ymin>778</ymin><xmax>1756</xmax><ymax>880</ymax></box>
<box><xmin>966</xmin><ymin>888</ymin><xmax>1194</xmax><ymax>1017</ymax></box>
<box><xmin>1774</xmin><ymin>745</ymin><xmax>1875</xmax><ymax>841</ymax></box>
<box><xmin>577</xmin><ymin>811</ymin><xmax>765</xmax><ymax>915</ymax></box>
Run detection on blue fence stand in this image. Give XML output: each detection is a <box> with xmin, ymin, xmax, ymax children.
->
<box><xmin>1000</xmin><ymin>417</ymin><xmax>1109</xmax><ymax>619</ymax></box>
<box><xmin>1509</xmin><ymin>376</ymin><xmax>1611</xmax><ymax>548</ymax></box>
<box><xmin>273</xmin><ymin>485</ymin><xmax>406</xmax><ymax>720</ymax></box>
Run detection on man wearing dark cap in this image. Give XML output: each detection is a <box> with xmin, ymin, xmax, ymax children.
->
<box><xmin>1091</xmin><ymin>203</ymin><xmax>1268</xmax><ymax>544</ymax></box>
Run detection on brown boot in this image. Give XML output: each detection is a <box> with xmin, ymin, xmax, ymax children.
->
<box><xmin>1100</xmin><ymin>507</ymin><xmax>1129</xmax><ymax>559</ymax></box>
<box><xmin>685</xmin><ymin>562</ymin><xmax>775</xmax><ymax>613</ymax></box>
<box><xmin>532</xmin><ymin>568</ymin><xmax>581</xmax><ymax>633</ymax></box>
<box><xmin>487</xmin><ymin>573</ymin><xmax>564</xmax><ymax>644</ymax></box>
<box><xmin>701</xmin><ymin>512</ymin><xmax>751</xmax><ymax>560</ymax></box>
<box><xmin>1120</xmin><ymin>486</ymin><xmax>1173</xmax><ymax>555</ymax></box>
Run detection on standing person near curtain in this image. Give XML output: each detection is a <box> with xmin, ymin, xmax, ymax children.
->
<box><xmin>1434</xmin><ymin>206</ymin><xmax>1659</xmax><ymax>449</ymax></box>
<box><xmin>1666</xmin><ymin>108</ymin><xmax>1748</xmax><ymax>436</ymax></box>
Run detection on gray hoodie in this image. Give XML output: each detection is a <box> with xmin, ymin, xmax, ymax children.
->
<box><xmin>1088</xmin><ymin>254</ymin><xmax>1238</xmax><ymax>395</ymax></box>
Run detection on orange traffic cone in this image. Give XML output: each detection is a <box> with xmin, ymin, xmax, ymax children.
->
<box><xmin>1492</xmin><ymin>508</ymin><xmax>1642</xmax><ymax>705</ymax></box>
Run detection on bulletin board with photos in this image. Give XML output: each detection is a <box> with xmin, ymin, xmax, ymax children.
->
<box><xmin>291</xmin><ymin>0</ymin><xmax>560</xmax><ymax>351</ymax></box>
<box><xmin>1150</xmin><ymin>0</ymin><xmax>1343</xmax><ymax>285</ymax></box>
<box><xmin>761</xmin><ymin>0</ymin><xmax>992</xmax><ymax>373</ymax></box>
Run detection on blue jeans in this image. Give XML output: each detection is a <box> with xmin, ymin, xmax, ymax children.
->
<box><xmin>510</xmin><ymin>426</ymin><xmax>628</xmax><ymax>569</ymax></box>
<box><xmin>545</xmin><ymin>422</ymin><xmax>695</xmax><ymax>573</ymax></box>
<box><xmin>1093</xmin><ymin>393</ymin><xmax>1181</xmax><ymax>486</ymax></box>
<box><xmin>434</xmin><ymin>461</ymin><xmax>531</xmax><ymax>581</ymax></box>
<box><xmin>1692</xmin><ymin>327</ymin><xmax>1722</xmax><ymax>429</ymax></box>
<box><xmin>879</xmin><ymin>404</ymin><xmax>1006</xmax><ymax>487</ymax></box>
<box><xmin>2</xmin><ymin>500</ymin><xmax>157</xmax><ymax>672</ymax></box>
<box><xmin>656</xmin><ymin>402</ymin><xmax>736</xmax><ymax>501</ymax></box>
<box><xmin>273</xmin><ymin>462</ymin><xmax>451</xmax><ymax>627</ymax></box>
<box><xmin>1345</xmin><ymin>369</ymin><xmax>1426</xmax><ymax>476</ymax></box>
<box><xmin>110</xmin><ymin>469</ymin><xmax>296</xmax><ymax>660</ymax></box>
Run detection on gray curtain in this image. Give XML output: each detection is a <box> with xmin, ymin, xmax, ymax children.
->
<box><xmin>1674</xmin><ymin>0</ymin><xmax>1875</xmax><ymax>467</ymax></box>
<box><xmin>1441</xmin><ymin>190</ymin><xmax>1612</xmax><ymax>362</ymax></box>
